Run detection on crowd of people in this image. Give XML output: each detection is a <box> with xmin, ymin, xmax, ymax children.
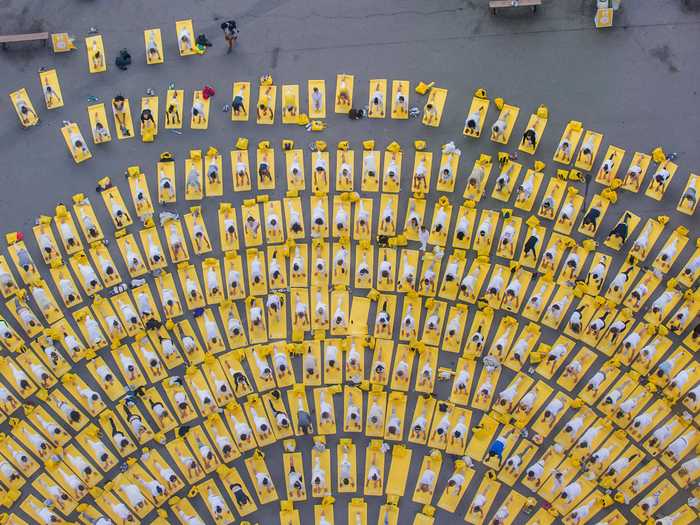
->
<box><xmin>1</xmin><ymin>16</ymin><xmax>699</xmax><ymax>525</ymax></box>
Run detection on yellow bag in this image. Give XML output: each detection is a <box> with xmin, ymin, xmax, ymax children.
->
<box><xmin>415</xmin><ymin>81</ymin><xmax>434</xmax><ymax>95</ymax></box>
<box><xmin>386</xmin><ymin>141</ymin><xmax>401</xmax><ymax>153</ymax></box>
<box><xmin>652</xmin><ymin>147</ymin><xmax>666</xmax><ymax>163</ymax></box>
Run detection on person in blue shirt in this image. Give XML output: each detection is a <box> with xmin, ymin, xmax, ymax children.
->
<box><xmin>487</xmin><ymin>428</ymin><xmax>515</xmax><ymax>467</ymax></box>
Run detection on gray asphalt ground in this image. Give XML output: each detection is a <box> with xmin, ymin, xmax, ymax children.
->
<box><xmin>0</xmin><ymin>1</ymin><xmax>699</xmax><ymax>524</ymax></box>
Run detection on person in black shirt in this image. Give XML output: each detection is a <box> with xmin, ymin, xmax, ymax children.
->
<box><xmin>221</xmin><ymin>20</ymin><xmax>239</xmax><ymax>53</ymax></box>
<box><xmin>115</xmin><ymin>49</ymin><xmax>131</xmax><ymax>71</ymax></box>
<box><xmin>140</xmin><ymin>108</ymin><xmax>155</xmax><ymax>129</ymax></box>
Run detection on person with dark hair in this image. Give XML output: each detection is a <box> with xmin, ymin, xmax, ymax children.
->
<box><xmin>296</xmin><ymin>396</ymin><xmax>313</xmax><ymax>435</ymax></box>
<box><xmin>124</xmin><ymin>401</ymin><xmax>147</xmax><ymax>439</ymax></box>
<box><xmin>221</xmin><ymin>20</ymin><xmax>239</xmax><ymax>53</ymax></box>
<box><xmin>115</xmin><ymin>49</ymin><xmax>132</xmax><ymax>71</ymax></box>
<box><xmin>146</xmin><ymin>30</ymin><xmax>162</xmax><ymax>62</ymax></box>
<box><xmin>232</xmin><ymin>86</ymin><xmax>247</xmax><ymax>116</ymax></box>
<box><xmin>311</xmin><ymin>86</ymin><xmax>323</xmax><ymax>113</ymax></box>
<box><xmin>56</xmin><ymin>399</ymin><xmax>81</xmax><ymax>423</ymax></box>
<box><xmin>606</xmin><ymin>212</ymin><xmax>632</xmax><ymax>244</ymax></box>
<box><xmin>109</xmin><ymin>417</ymin><xmax>130</xmax><ymax>450</ymax></box>
<box><xmin>348</xmin><ymin>108</ymin><xmax>366</xmax><ymax>120</ymax></box>
<box><xmin>14</xmin><ymin>95</ymin><xmax>37</xmax><ymax>125</ymax></box>
<box><xmin>196</xmin><ymin>33</ymin><xmax>213</xmax><ymax>49</ymax></box>
<box><xmin>680</xmin><ymin>178</ymin><xmax>697</xmax><ymax>209</ymax></box>
<box><xmin>145</xmin><ymin>318</ymin><xmax>161</xmax><ymax>331</ymax></box>
<box><xmin>522</xmin><ymin>227</ymin><xmax>540</xmax><ymax>260</ymax></box>
<box><xmin>230</xmin><ymin>483</ymin><xmax>250</xmax><ymax>506</ymax></box>
<box><xmin>112</xmin><ymin>95</ymin><xmax>130</xmax><ymax>136</ymax></box>
<box><xmin>581</xmin><ymin>206</ymin><xmax>601</xmax><ymax>232</ymax></box>
<box><xmin>487</xmin><ymin>428</ymin><xmax>514</xmax><ymax>467</ymax></box>
<box><xmin>140</xmin><ymin>107</ymin><xmax>155</xmax><ymax>129</ymax></box>
<box><xmin>166</xmin><ymin>91</ymin><xmax>181</xmax><ymax>126</ymax></box>
<box><xmin>258</xmin><ymin>157</ymin><xmax>272</xmax><ymax>183</ymax></box>
<box><xmin>230</xmin><ymin>370</ymin><xmax>249</xmax><ymax>393</ymax></box>
<box><xmin>287</xmin><ymin>458</ymin><xmax>304</xmax><ymax>497</ymax></box>
<box><xmin>257</xmin><ymin>87</ymin><xmax>274</xmax><ymax>121</ymax></box>
<box><xmin>521</xmin><ymin>122</ymin><xmax>538</xmax><ymax>148</ymax></box>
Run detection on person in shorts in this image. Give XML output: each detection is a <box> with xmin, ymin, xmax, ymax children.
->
<box><xmin>221</xmin><ymin>20</ymin><xmax>239</xmax><ymax>53</ymax></box>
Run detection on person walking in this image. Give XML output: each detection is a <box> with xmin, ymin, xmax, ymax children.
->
<box><xmin>221</xmin><ymin>20</ymin><xmax>239</xmax><ymax>53</ymax></box>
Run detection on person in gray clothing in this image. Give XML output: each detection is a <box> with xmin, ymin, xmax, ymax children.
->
<box><xmin>16</xmin><ymin>246</ymin><xmax>34</xmax><ymax>272</ymax></box>
<box><xmin>296</xmin><ymin>397</ymin><xmax>313</xmax><ymax>435</ymax></box>
<box><xmin>681</xmin><ymin>180</ymin><xmax>697</xmax><ymax>209</ymax></box>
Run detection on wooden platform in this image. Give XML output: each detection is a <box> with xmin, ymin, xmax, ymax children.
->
<box><xmin>489</xmin><ymin>0</ymin><xmax>541</xmax><ymax>14</ymax></box>
<box><xmin>0</xmin><ymin>32</ymin><xmax>49</xmax><ymax>49</ymax></box>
